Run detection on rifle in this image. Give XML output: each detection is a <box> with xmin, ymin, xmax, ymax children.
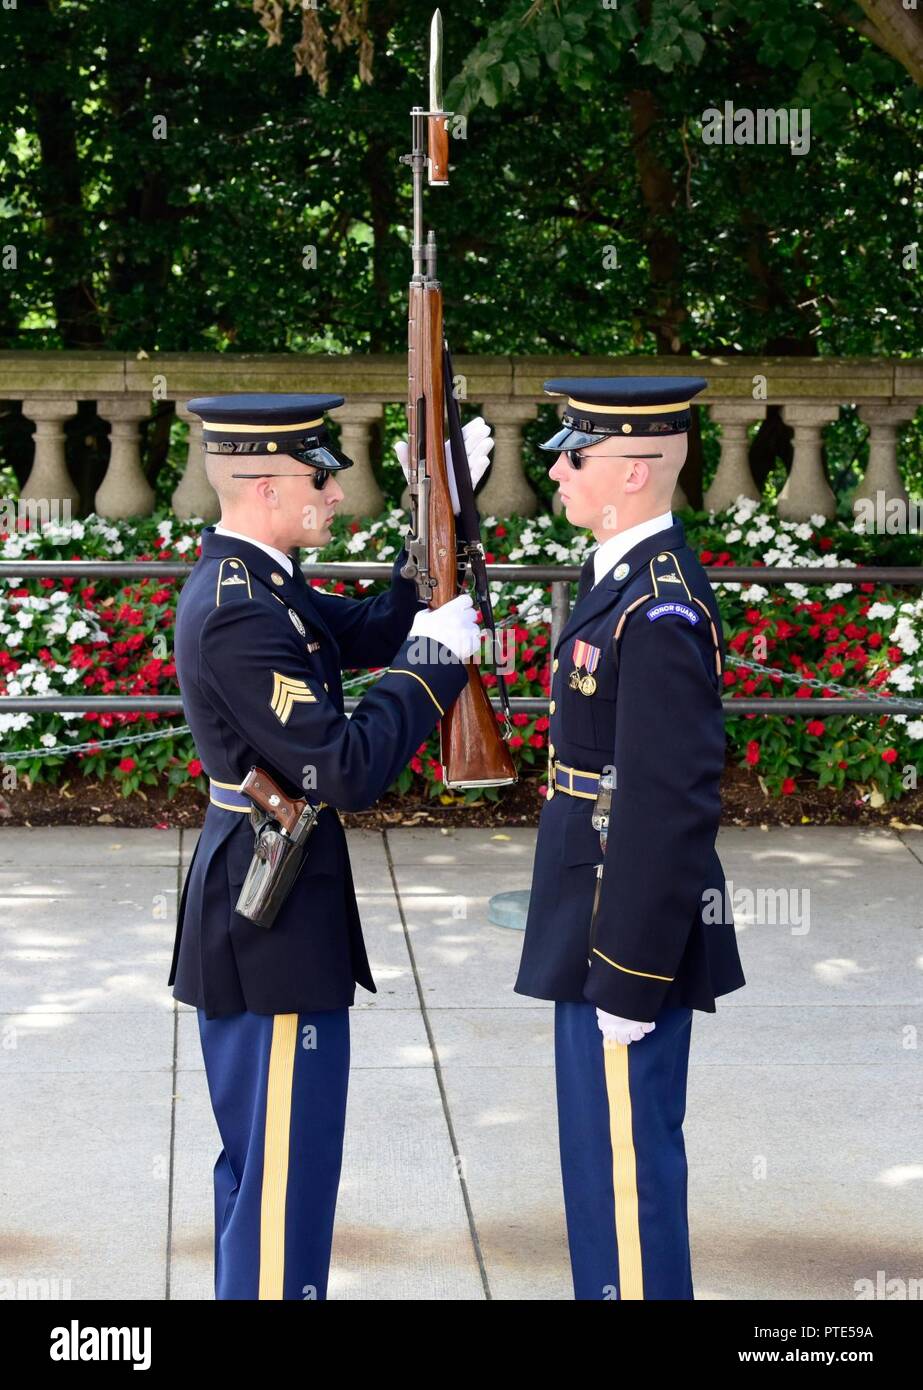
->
<box><xmin>399</xmin><ymin>9</ymin><xmax>517</xmax><ymax>791</ymax></box>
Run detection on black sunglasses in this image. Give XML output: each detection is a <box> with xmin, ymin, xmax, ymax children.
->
<box><xmin>564</xmin><ymin>448</ymin><xmax>664</xmax><ymax>469</ymax></box>
<box><xmin>231</xmin><ymin>469</ymin><xmax>332</xmax><ymax>491</ymax></box>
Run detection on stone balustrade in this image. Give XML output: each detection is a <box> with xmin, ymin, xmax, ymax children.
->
<box><xmin>0</xmin><ymin>352</ymin><xmax>920</xmax><ymax>523</ymax></box>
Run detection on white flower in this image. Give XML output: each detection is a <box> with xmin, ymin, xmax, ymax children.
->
<box><xmin>174</xmin><ymin>535</ymin><xmax>194</xmax><ymax>554</ymax></box>
<box><xmin>809</xmin><ymin>514</ymin><xmax>827</xmax><ymax>527</ymax></box>
<box><xmin>887</xmin><ymin>664</ymin><xmax>916</xmax><ymax>692</ymax></box>
<box><xmin>379</xmin><ymin>545</ymin><xmax>395</xmax><ymax>558</ymax></box>
<box><xmin>62</xmin><ymin>669</ymin><xmax>80</xmax><ymax>686</ymax></box>
<box><xmin>40</xmin><ymin>733</ymin><xmax>58</xmax><ymax>748</ymax></box>
<box><xmin>825</xmin><ymin>583</ymin><xmax>854</xmax><ymax>599</ymax></box>
<box><xmin>891</xmin><ymin>618</ymin><xmax>919</xmax><ymax>655</ymax></box>
<box><xmin>867</xmin><ymin>602</ymin><xmax>895</xmax><ymax>620</ymax></box>
<box><xmin>67</xmin><ymin>620</ymin><xmax>90</xmax><ymax>642</ymax></box>
<box><xmin>794</xmin><ymin>524</ymin><xmax>813</xmax><ymax>541</ymax></box>
<box><xmin>725</xmin><ymin>528</ymin><xmax>742</xmax><ymax>544</ymax></box>
<box><xmin>743</xmin><ymin>584</ymin><xmax>768</xmax><ymax>601</ymax></box>
<box><xmin>0</xmin><ymin>712</ymin><xmax>32</xmax><ymax>733</ymax></box>
<box><xmin>905</xmin><ymin>721</ymin><xmax>923</xmax><ymax>741</ymax></box>
<box><xmin>785</xmin><ymin>583</ymin><xmax>809</xmax><ymax>600</ymax></box>
<box><xmin>157</xmin><ymin>519</ymin><xmax>174</xmax><ymax>540</ymax></box>
<box><xmin>15</xmin><ymin>610</ymin><xmax>34</xmax><ymax>629</ymax></box>
<box><xmin>50</xmin><ymin>590</ymin><xmax>70</xmax><ymax>606</ymax></box>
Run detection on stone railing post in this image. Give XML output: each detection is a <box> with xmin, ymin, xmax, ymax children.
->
<box><xmin>778</xmin><ymin>403</ymin><xmax>839</xmax><ymax>521</ymax></box>
<box><xmin>852</xmin><ymin>405</ymin><xmax>912</xmax><ymax>514</ymax></box>
<box><xmin>704</xmin><ymin>402</ymin><xmax>765</xmax><ymax>513</ymax></box>
<box><xmin>477</xmin><ymin>403</ymin><xmax>539</xmax><ymax>517</ymax></box>
<box><xmin>94</xmin><ymin>398</ymin><xmax>155</xmax><ymax>518</ymax></box>
<box><xmin>335</xmin><ymin>402</ymin><xmax>385</xmax><ymax>518</ymax></box>
<box><xmin>172</xmin><ymin>403</ymin><xmax>217</xmax><ymax>521</ymax></box>
<box><xmin>18</xmin><ymin>398</ymin><xmax>80</xmax><ymax>514</ymax></box>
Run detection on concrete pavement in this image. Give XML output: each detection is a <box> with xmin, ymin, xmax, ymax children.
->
<box><xmin>0</xmin><ymin>824</ymin><xmax>921</xmax><ymax>1300</ymax></box>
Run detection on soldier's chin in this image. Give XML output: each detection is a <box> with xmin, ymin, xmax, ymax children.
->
<box><xmin>562</xmin><ymin>498</ymin><xmax>589</xmax><ymax>527</ymax></box>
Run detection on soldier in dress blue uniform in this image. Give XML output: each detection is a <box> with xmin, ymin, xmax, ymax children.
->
<box><xmin>169</xmin><ymin>392</ymin><xmax>490</xmax><ymax>1299</ymax></box>
<box><xmin>514</xmin><ymin>377</ymin><xmax>746</xmax><ymax>1300</ymax></box>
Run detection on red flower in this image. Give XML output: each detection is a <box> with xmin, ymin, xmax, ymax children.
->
<box><xmin>828</xmin><ymin>663</ymin><xmax>845</xmax><ymax>678</ymax></box>
<box><xmin>745</xmin><ymin>741</ymin><xmax>760</xmax><ymax>766</ymax></box>
<box><xmin>512</xmin><ymin>713</ymin><xmax>530</xmax><ymax>727</ymax></box>
<box><xmin>118</xmin><ymin>758</ymin><xmax>136</xmax><ymax>773</ymax></box>
<box><xmin>699</xmin><ymin>550</ymin><xmax>714</xmax><ymax>564</ymax></box>
<box><xmin>723</xmin><ymin>670</ymin><xmax>737</xmax><ymax>686</ymax></box>
<box><xmin>806</xmin><ymin>720</ymin><xmax>825</xmax><ymax>736</ymax></box>
<box><xmin>881</xmin><ymin>749</ymin><xmax>898</xmax><ymax>764</ymax></box>
<box><xmin>410</xmin><ymin>756</ymin><xmax>423</xmax><ymax>774</ymax></box>
<box><xmin>534</xmin><ymin>716</ymin><xmax>549</xmax><ymax>732</ymax></box>
<box><xmin>529</xmin><ymin>733</ymin><xmax>545</xmax><ymax>748</ymax></box>
<box><xmin>868</xmin><ymin>634</ymin><xmax>883</xmax><ymax>649</ymax></box>
<box><xmin>495</xmin><ymin>525</ymin><xmax>507</xmax><ymax>538</ymax></box>
<box><xmin>187</xmin><ymin>759</ymin><xmax>203</xmax><ymax>778</ymax></box>
<box><xmin>509</xmin><ymin>735</ymin><xmax>524</xmax><ymax>749</ymax></box>
<box><xmin>818</xmin><ymin>537</ymin><xmax>833</xmax><ymax>551</ymax></box>
<box><xmin>781</xmin><ymin>777</ymin><xmax>796</xmax><ymax>794</ymax></box>
<box><xmin>838</xmin><ymin>760</ymin><xmax>848</xmax><ymax>769</ymax></box>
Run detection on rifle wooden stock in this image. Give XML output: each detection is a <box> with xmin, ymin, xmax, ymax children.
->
<box><xmin>408</xmin><ymin>284</ymin><xmax>516</xmax><ymax>789</ymax></box>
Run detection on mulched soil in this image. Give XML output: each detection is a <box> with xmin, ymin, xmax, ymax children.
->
<box><xmin>0</xmin><ymin>765</ymin><xmax>920</xmax><ymax>830</ymax></box>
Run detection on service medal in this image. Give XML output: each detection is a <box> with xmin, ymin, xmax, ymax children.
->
<box><xmin>288</xmin><ymin>608</ymin><xmax>306</xmax><ymax>637</ymax></box>
<box><xmin>579</xmin><ymin>673</ymin><xmax>597</xmax><ymax>696</ymax></box>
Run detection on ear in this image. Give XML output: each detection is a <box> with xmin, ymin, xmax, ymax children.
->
<box><xmin>254</xmin><ymin>476</ymin><xmax>278</xmax><ymax>507</ymax></box>
<box><xmin>622</xmin><ymin>458</ymin><xmax>650</xmax><ymax>494</ymax></box>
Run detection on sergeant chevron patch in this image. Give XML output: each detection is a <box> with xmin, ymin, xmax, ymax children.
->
<box><xmin>270</xmin><ymin>672</ymin><xmax>317</xmax><ymax>724</ymax></box>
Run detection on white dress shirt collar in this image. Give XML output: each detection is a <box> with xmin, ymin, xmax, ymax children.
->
<box><xmin>592</xmin><ymin>511</ymin><xmax>674</xmax><ymax>588</ymax></box>
<box><xmin>213</xmin><ymin>524</ymin><xmax>294</xmax><ymax>577</ymax></box>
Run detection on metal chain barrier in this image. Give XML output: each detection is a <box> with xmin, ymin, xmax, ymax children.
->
<box><xmin>724</xmin><ymin>651</ymin><xmax>923</xmax><ymax>711</ymax></box>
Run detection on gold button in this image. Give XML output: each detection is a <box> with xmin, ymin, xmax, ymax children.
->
<box><xmin>657</xmin><ymin>552</ymin><xmax>668</xmax><ymax>561</ymax></box>
<box><xmin>552</xmin><ymin>658</ymin><xmax>559</xmax><ymax>672</ymax></box>
<box><xmin>271</xmin><ymin>572</ymin><xmax>284</xmax><ymax>586</ymax></box>
<box><xmin>621</xmin><ymin>423</ymin><xmax>632</xmax><ymax>433</ymax></box>
<box><xmin>549</xmin><ymin>744</ymin><xmax>555</xmax><ymax>758</ymax></box>
<box><xmin>229</xmin><ymin>560</ymin><xmax>239</xmax><ymax>569</ymax></box>
<box><xmin>549</xmin><ymin>699</ymin><xmax>556</xmax><ymax>714</ymax></box>
<box><xmin>267</xmin><ymin>441</ymin><xmax>278</xmax><ymax>452</ymax></box>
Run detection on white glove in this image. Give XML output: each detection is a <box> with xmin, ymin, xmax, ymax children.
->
<box><xmin>395</xmin><ymin>416</ymin><xmax>494</xmax><ymax>515</ymax></box>
<box><xmin>408</xmin><ymin>593</ymin><xmax>483</xmax><ymax>663</ymax></box>
<box><xmin>596</xmin><ymin>1008</ymin><xmax>656</xmax><ymax>1046</ymax></box>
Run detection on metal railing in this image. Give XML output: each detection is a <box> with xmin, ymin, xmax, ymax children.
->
<box><xmin>0</xmin><ymin>559</ymin><xmax>921</xmax><ymax>717</ymax></box>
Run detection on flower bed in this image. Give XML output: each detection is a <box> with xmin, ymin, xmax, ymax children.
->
<box><xmin>0</xmin><ymin>501</ymin><xmax>920</xmax><ymax>807</ymax></box>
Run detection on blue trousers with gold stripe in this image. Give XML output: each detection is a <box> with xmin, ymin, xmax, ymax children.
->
<box><xmin>555</xmin><ymin>1001</ymin><xmax>694</xmax><ymax>1300</ymax></box>
<box><xmin>196</xmin><ymin>1007</ymin><xmax>349</xmax><ymax>1300</ymax></box>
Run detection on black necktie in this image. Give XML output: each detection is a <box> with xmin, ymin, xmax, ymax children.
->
<box><xmin>576</xmin><ymin>552</ymin><xmax>597</xmax><ymax>603</ymax></box>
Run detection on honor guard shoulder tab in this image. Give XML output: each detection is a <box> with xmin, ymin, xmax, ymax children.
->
<box><xmin>215</xmin><ymin>556</ymin><xmax>254</xmax><ymax>606</ymax></box>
